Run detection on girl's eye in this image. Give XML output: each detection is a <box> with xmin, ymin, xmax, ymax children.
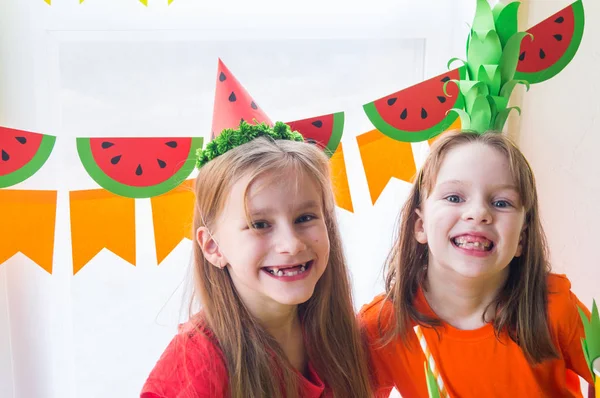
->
<box><xmin>445</xmin><ymin>195</ymin><xmax>462</xmax><ymax>203</ymax></box>
<box><xmin>251</xmin><ymin>221</ymin><xmax>270</xmax><ymax>230</ymax></box>
<box><xmin>296</xmin><ymin>214</ymin><xmax>316</xmax><ymax>223</ymax></box>
<box><xmin>493</xmin><ymin>200</ymin><xmax>512</xmax><ymax>208</ymax></box>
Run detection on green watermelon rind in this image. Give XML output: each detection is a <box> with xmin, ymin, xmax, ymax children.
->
<box><xmin>0</xmin><ymin>134</ymin><xmax>56</xmax><ymax>188</ymax></box>
<box><xmin>514</xmin><ymin>0</ymin><xmax>585</xmax><ymax>84</ymax></box>
<box><xmin>363</xmin><ymin>67</ymin><xmax>467</xmax><ymax>143</ymax></box>
<box><xmin>76</xmin><ymin>137</ymin><xmax>204</xmax><ymax>198</ymax></box>
<box><xmin>324</xmin><ymin>112</ymin><xmax>344</xmax><ymax>157</ymax></box>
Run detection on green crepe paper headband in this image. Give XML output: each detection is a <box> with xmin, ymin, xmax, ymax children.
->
<box><xmin>195</xmin><ymin>120</ymin><xmax>304</xmax><ymax>168</ymax></box>
<box><xmin>444</xmin><ymin>0</ymin><xmax>531</xmax><ymax>134</ymax></box>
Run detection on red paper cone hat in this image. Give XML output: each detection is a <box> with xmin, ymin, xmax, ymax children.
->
<box><xmin>211</xmin><ymin>59</ymin><xmax>273</xmax><ymax>139</ymax></box>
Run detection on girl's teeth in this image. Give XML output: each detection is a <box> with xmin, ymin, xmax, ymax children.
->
<box><xmin>300</xmin><ymin>265</ymin><xmax>306</xmax><ymax>272</ymax></box>
<box><xmin>277</xmin><ymin>270</ymin><xmax>284</xmax><ymax>277</ymax></box>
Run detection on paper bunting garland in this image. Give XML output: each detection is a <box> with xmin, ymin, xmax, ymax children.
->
<box><xmin>357</xmin><ymin>129</ymin><xmax>417</xmax><ymax>205</ymax></box>
<box><xmin>76</xmin><ymin>136</ymin><xmax>203</xmax><ymax>199</ymax></box>
<box><xmin>69</xmin><ymin>189</ymin><xmax>136</xmax><ymax>274</ymax></box>
<box><xmin>329</xmin><ymin>144</ymin><xmax>353</xmax><ymax>213</ymax></box>
<box><xmin>150</xmin><ymin>179</ymin><xmax>195</xmax><ymax>264</ymax></box>
<box><xmin>1</xmin><ymin>127</ymin><xmax>56</xmax><ymax>189</ymax></box>
<box><xmin>0</xmin><ymin>190</ymin><xmax>57</xmax><ymax>273</ymax></box>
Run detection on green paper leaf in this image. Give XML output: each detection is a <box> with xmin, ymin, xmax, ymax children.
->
<box><xmin>579</xmin><ymin>300</ymin><xmax>600</xmax><ymax>370</ymax></box>
<box><xmin>449</xmin><ymin>108</ymin><xmax>471</xmax><ymax>130</ymax></box>
<box><xmin>468</xmin><ymin>30</ymin><xmax>503</xmax><ymax>79</ymax></box>
<box><xmin>500</xmin><ymin>79</ymin><xmax>530</xmax><ymax>99</ymax></box>
<box><xmin>494</xmin><ymin>106</ymin><xmax>521</xmax><ymax>131</ymax></box>
<box><xmin>445</xmin><ymin>80</ymin><xmax>488</xmax><ymax>115</ymax></box>
<box><xmin>477</xmin><ymin>65</ymin><xmax>502</xmax><ymax>96</ymax></box>
<box><xmin>470</xmin><ymin>95</ymin><xmax>493</xmax><ymax>133</ymax></box>
<box><xmin>473</xmin><ymin>0</ymin><xmax>495</xmax><ymax>32</ymax></box>
<box><xmin>488</xmin><ymin>95</ymin><xmax>509</xmax><ymax>114</ymax></box>
<box><xmin>493</xmin><ymin>1</ymin><xmax>520</xmax><ymax>47</ymax></box>
<box><xmin>448</xmin><ymin>57</ymin><xmax>468</xmax><ymax>71</ymax></box>
<box><xmin>500</xmin><ymin>32</ymin><xmax>533</xmax><ymax>86</ymax></box>
<box><xmin>424</xmin><ymin>362</ymin><xmax>441</xmax><ymax>398</ymax></box>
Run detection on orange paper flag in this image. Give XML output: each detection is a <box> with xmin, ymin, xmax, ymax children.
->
<box><xmin>150</xmin><ymin>179</ymin><xmax>195</xmax><ymax>264</ymax></box>
<box><xmin>0</xmin><ymin>190</ymin><xmax>57</xmax><ymax>273</ymax></box>
<box><xmin>329</xmin><ymin>144</ymin><xmax>353</xmax><ymax>213</ymax></box>
<box><xmin>357</xmin><ymin>129</ymin><xmax>417</xmax><ymax>205</ymax></box>
<box><xmin>70</xmin><ymin>189</ymin><xmax>136</xmax><ymax>275</ymax></box>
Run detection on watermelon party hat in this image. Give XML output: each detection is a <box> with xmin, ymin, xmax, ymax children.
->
<box><xmin>211</xmin><ymin>58</ymin><xmax>273</xmax><ymax>139</ymax></box>
<box><xmin>579</xmin><ymin>300</ymin><xmax>600</xmax><ymax>382</ymax></box>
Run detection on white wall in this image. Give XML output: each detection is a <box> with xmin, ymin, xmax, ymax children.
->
<box><xmin>519</xmin><ymin>0</ymin><xmax>600</xmax><ymax>307</ymax></box>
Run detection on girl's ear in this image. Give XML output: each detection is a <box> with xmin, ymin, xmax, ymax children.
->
<box><xmin>196</xmin><ymin>227</ymin><xmax>227</xmax><ymax>269</ymax></box>
<box><xmin>515</xmin><ymin>225</ymin><xmax>527</xmax><ymax>258</ymax></box>
<box><xmin>414</xmin><ymin>208</ymin><xmax>428</xmax><ymax>244</ymax></box>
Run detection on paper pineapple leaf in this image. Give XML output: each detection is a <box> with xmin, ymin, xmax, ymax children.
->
<box><xmin>424</xmin><ymin>361</ymin><xmax>442</xmax><ymax>398</ymax></box>
<box><xmin>493</xmin><ymin>2</ymin><xmax>521</xmax><ymax>47</ymax></box>
<box><xmin>500</xmin><ymin>79</ymin><xmax>530</xmax><ymax>99</ymax></box>
<box><xmin>493</xmin><ymin>106</ymin><xmax>521</xmax><ymax>131</ymax></box>
<box><xmin>450</xmin><ymin>108</ymin><xmax>472</xmax><ymax>130</ymax></box>
<box><xmin>477</xmin><ymin>64</ymin><xmax>502</xmax><ymax>96</ymax></box>
<box><xmin>468</xmin><ymin>30</ymin><xmax>503</xmax><ymax>79</ymax></box>
<box><xmin>578</xmin><ymin>300</ymin><xmax>600</xmax><ymax>379</ymax></box>
<box><xmin>500</xmin><ymin>32</ymin><xmax>533</xmax><ymax>86</ymax></box>
<box><xmin>470</xmin><ymin>95</ymin><xmax>493</xmax><ymax>132</ymax></box>
<box><xmin>473</xmin><ymin>0</ymin><xmax>496</xmax><ymax>33</ymax></box>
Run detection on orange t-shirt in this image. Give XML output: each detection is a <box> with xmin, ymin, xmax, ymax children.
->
<box><xmin>359</xmin><ymin>274</ymin><xmax>593</xmax><ymax>397</ymax></box>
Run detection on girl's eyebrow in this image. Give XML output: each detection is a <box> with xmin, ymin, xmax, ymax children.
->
<box><xmin>437</xmin><ymin>180</ymin><xmax>518</xmax><ymax>192</ymax></box>
<box><xmin>249</xmin><ymin>200</ymin><xmax>320</xmax><ymax>218</ymax></box>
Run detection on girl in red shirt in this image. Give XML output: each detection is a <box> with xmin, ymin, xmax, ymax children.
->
<box><xmin>360</xmin><ymin>131</ymin><xmax>594</xmax><ymax>397</ymax></box>
<box><xmin>142</xmin><ymin>122</ymin><xmax>373</xmax><ymax>398</ymax></box>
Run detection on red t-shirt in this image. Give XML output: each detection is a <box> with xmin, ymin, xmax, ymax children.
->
<box><xmin>141</xmin><ymin>322</ymin><xmax>329</xmax><ymax>398</ymax></box>
<box><xmin>359</xmin><ymin>274</ymin><xmax>593</xmax><ymax>398</ymax></box>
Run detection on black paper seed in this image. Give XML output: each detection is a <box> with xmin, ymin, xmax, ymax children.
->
<box><xmin>555</xmin><ymin>16</ymin><xmax>564</xmax><ymax>23</ymax></box>
<box><xmin>240</xmin><ymin>118</ymin><xmax>245</xmax><ymax>123</ymax></box>
<box><xmin>437</xmin><ymin>96</ymin><xmax>447</xmax><ymax>104</ymax></box>
<box><xmin>519</xmin><ymin>52</ymin><xmax>526</xmax><ymax>61</ymax></box>
<box><xmin>251</xmin><ymin>101</ymin><xmax>258</xmax><ymax>110</ymax></box>
<box><xmin>110</xmin><ymin>155</ymin><xmax>121</xmax><ymax>165</ymax></box>
<box><xmin>387</xmin><ymin>97</ymin><xmax>397</xmax><ymax>106</ymax></box>
<box><xmin>554</xmin><ymin>34</ymin><xmax>563</xmax><ymax>41</ymax></box>
<box><xmin>157</xmin><ymin>159</ymin><xmax>166</xmax><ymax>168</ymax></box>
<box><xmin>219</xmin><ymin>72</ymin><xmax>226</xmax><ymax>82</ymax></box>
<box><xmin>102</xmin><ymin>142</ymin><xmax>114</xmax><ymax>149</ymax></box>
<box><xmin>15</xmin><ymin>137</ymin><xmax>27</xmax><ymax>144</ymax></box>
<box><xmin>539</xmin><ymin>49</ymin><xmax>546</xmax><ymax>59</ymax></box>
<box><xmin>400</xmin><ymin>109</ymin><xmax>408</xmax><ymax>120</ymax></box>
<box><xmin>229</xmin><ymin>92</ymin><xmax>237</xmax><ymax>102</ymax></box>
<box><xmin>165</xmin><ymin>141</ymin><xmax>177</xmax><ymax>148</ymax></box>
<box><xmin>136</xmin><ymin>164</ymin><xmax>143</xmax><ymax>176</ymax></box>
<box><xmin>421</xmin><ymin>108</ymin><xmax>428</xmax><ymax>119</ymax></box>
<box><xmin>311</xmin><ymin>120</ymin><xmax>323</xmax><ymax>128</ymax></box>
<box><xmin>1</xmin><ymin>150</ymin><xmax>9</xmax><ymax>161</ymax></box>
<box><xmin>441</xmin><ymin>76</ymin><xmax>451</xmax><ymax>83</ymax></box>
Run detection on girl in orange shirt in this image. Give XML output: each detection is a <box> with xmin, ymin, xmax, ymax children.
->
<box><xmin>360</xmin><ymin>130</ymin><xmax>594</xmax><ymax>397</ymax></box>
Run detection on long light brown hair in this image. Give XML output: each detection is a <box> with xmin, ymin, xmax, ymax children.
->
<box><xmin>191</xmin><ymin>136</ymin><xmax>373</xmax><ymax>398</ymax></box>
<box><xmin>383</xmin><ymin>130</ymin><xmax>559</xmax><ymax>363</ymax></box>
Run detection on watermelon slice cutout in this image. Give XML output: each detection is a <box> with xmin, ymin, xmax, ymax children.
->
<box><xmin>0</xmin><ymin>127</ymin><xmax>56</xmax><ymax>188</ymax></box>
<box><xmin>77</xmin><ymin>136</ymin><xmax>203</xmax><ymax>198</ymax></box>
<box><xmin>363</xmin><ymin>67</ymin><xmax>466</xmax><ymax>143</ymax></box>
<box><xmin>515</xmin><ymin>0</ymin><xmax>584</xmax><ymax>84</ymax></box>
<box><xmin>286</xmin><ymin>112</ymin><xmax>344</xmax><ymax>157</ymax></box>
<box><xmin>211</xmin><ymin>58</ymin><xmax>272</xmax><ymax>139</ymax></box>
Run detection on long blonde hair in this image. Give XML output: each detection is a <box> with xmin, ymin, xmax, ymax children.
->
<box><xmin>191</xmin><ymin>137</ymin><xmax>373</xmax><ymax>397</ymax></box>
<box><xmin>383</xmin><ymin>130</ymin><xmax>559</xmax><ymax>363</ymax></box>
